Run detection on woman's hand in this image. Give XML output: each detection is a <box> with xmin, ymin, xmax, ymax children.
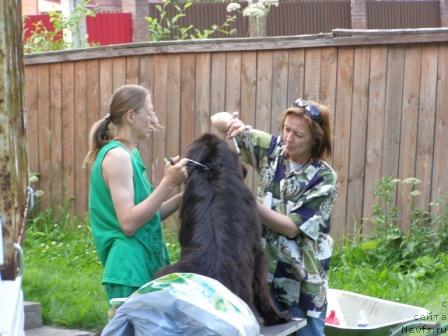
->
<box><xmin>226</xmin><ymin>112</ymin><xmax>248</xmax><ymax>139</ymax></box>
<box><xmin>211</xmin><ymin>112</ymin><xmax>249</xmax><ymax>138</ymax></box>
<box><xmin>163</xmin><ymin>156</ymin><xmax>188</xmax><ymax>187</ymax></box>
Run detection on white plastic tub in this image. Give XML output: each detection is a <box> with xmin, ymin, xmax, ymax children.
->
<box><xmin>325</xmin><ymin>288</ymin><xmax>430</xmax><ymax>336</ymax></box>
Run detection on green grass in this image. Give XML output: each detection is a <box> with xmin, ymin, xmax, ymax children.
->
<box><xmin>22</xmin><ymin>187</ymin><xmax>448</xmax><ymax>331</ymax></box>
<box><xmin>22</xmin><ymin>209</ymin><xmax>108</xmax><ymax>331</ymax></box>
<box><xmin>22</xmin><ymin>209</ymin><xmax>181</xmax><ymax>332</ymax></box>
<box><xmin>330</xmin><ymin>248</ymin><xmax>448</xmax><ymax>321</ymax></box>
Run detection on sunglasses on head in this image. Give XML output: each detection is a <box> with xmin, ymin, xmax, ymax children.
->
<box><xmin>292</xmin><ymin>98</ymin><xmax>323</xmax><ymax>125</ymax></box>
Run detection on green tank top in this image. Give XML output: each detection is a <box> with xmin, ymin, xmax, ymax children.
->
<box><xmin>89</xmin><ymin>140</ymin><xmax>170</xmax><ymax>287</ymax></box>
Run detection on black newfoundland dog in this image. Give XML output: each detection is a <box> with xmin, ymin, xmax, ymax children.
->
<box><xmin>156</xmin><ymin>133</ymin><xmax>290</xmax><ymax>325</ymax></box>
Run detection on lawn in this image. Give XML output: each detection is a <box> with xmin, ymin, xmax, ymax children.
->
<box><xmin>22</xmin><ymin>183</ymin><xmax>448</xmax><ymax>333</ymax></box>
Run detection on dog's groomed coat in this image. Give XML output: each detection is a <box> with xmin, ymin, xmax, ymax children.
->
<box><xmin>156</xmin><ymin>133</ymin><xmax>290</xmax><ymax>325</ymax></box>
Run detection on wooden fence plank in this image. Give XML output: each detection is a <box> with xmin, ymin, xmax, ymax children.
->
<box><xmin>195</xmin><ymin>53</ymin><xmax>211</xmax><ymax>136</ymax></box>
<box><xmin>61</xmin><ymin>62</ymin><xmax>75</xmax><ymax>205</ymax></box>
<box><xmin>225</xmin><ymin>52</ymin><xmax>242</xmax><ymax>114</ymax></box>
<box><xmin>255</xmin><ymin>51</ymin><xmax>273</xmax><ymax>190</ymax></box>
<box><xmin>346</xmin><ymin>47</ymin><xmax>370</xmax><ymax>236</ymax></box>
<box><xmin>180</xmin><ymin>54</ymin><xmax>196</xmax><ymax>156</ymax></box>
<box><xmin>271</xmin><ymin>50</ymin><xmax>288</xmax><ymax>131</ymax></box>
<box><xmin>24</xmin><ymin>66</ymin><xmax>39</xmax><ymax>177</ymax></box>
<box><xmin>126</xmin><ymin>56</ymin><xmax>139</xmax><ymax>84</ymax></box>
<box><xmin>362</xmin><ymin>47</ymin><xmax>387</xmax><ymax>233</ymax></box>
<box><xmin>319</xmin><ymin>47</ymin><xmax>338</xmax><ymax>166</ymax></box>
<box><xmin>138</xmin><ymin>55</ymin><xmax>154</xmax><ymax>173</ymax></box>
<box><xmin>112</xmin><ymin>57</ymin><xmax>126</xmax><ymax>91</ymax></box>
<box><xmin>303</xmin><ymin>48</ymin><xmax>321</xmax><ymax>100</ymax></box>
<box><xmin>256</xmin><ymin>51</ymin><xmax>273</xmax><ymax>133</ymax></box>
<box><xmin>37</xmin><ymin>64</ymin><xmax>50</xmax><ymax>209</ymax></box>
<box><xmin>74</xmin><ymin>61</ymin><xmax>88</xmax><ymax>214</ymax></box>
<box><xmin>85</xmin><ymin>59</ymin><xmax>100</xmax><ymax>197</ymax></box>
<box><xmin>287</xmin><ymin>49</ymin><xmax>305</xmax><ymax>106</ymax></box>
<box><xmin>152</xmin><ymin>55</ymin><xmax>168</xmax><ymax>185</ymax></box>
<box><xmin>319</xmin><ymin>47</ymin><xmax>337</xmax><ymax>107</ymax></box>
<box><xmin>382</xmin><ymin>47</ymin><xmax>405</xmax><ymax>180</ymax></box>
<box><xmin>332</xmin><ymin>47</ymin><xmax>354</xmax><ymax>238</ymax></box>
<box><xmin>240</xmin><ymin>51</ymin><xmax>257</xmax><ymax>191</ymax></box>
<box><xmin>398</xmin><ymin>47</ymin><xmax>421</xmax><ymax>230</ymax></box>
<box><xmin>49</xmin><ymin>63</ymin><xmax>63</xmax><ymax>206</ymax></box>
<box><xmin>210</xmin><ymin>53</ymin><xmax>226</xmax><ymax>118</ymax></box>
<box><xmin>432</xmin><ymin>45</ymin><xmax>448</xmax><ymax>217</ymax></box>
<box><xmin>99</xmin><ymin>59</ymin><xmax>113</xmax><ymax>118</ymax></box>
<box><xmin>415</xmin><ymin>46</ymin><xmax>438</xmax><ymax>210</ymax></box>
<box><xmin>166</xmin><ymin>55</ymin><xmax>181</xmax><ymax>160</ymax></box>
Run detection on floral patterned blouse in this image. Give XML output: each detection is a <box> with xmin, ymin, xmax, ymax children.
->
<box><xmin>236</xmin><ymin>128</ymin><xmax>338</xmax><ymax>318</ymax></box>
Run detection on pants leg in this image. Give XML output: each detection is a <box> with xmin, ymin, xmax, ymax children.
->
<box><xmin>288</xmin><ymin>305</ymin><xmax>326</xmax><ymax>336</ymax></box>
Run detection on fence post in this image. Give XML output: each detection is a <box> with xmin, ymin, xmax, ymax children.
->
<box><xmin>248</xmin><ymin>16</ymin><xmax>267</xmax><ymax>37</ymax></box>
<box><xmin>0</xmin><ymin>0</ymin><xmax>28</xmax><ymax>280</ymax></box>
<box><xmin>441</xmin><ymin>0</ymin><xmax>448</xmax><ymax>26</ymax></box>
<box><xmin>61</xmin><ymin>0</ymin><xmax>88</xmax><ymax>48</ymax></box>
<box><xmin>351</xmin><ymin>0</ymin><xmax>367</xmax><ymax>29</ymax></box>
<box><xmin>122</xmin><ymin>0</ymin><xmax>150</xmax><ymax>42</ymax></box>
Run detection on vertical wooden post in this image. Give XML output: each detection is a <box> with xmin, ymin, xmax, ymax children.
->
<box><xmin>441</xmin><ymin>0</ymin><xmax>448</xmax><ymax>27</ymax></box>
<box><xmin>122</xmin><ymin>0</ymin><xmax>150</xmax><ymax>42</ymax></box>
<box><xmin>0</xmin><ymin>0</ymin><xmax>29</xmax><ymax>280</ymax></box>
<box><xmin>248</xmin><ymin>16</ymin><xmax>267</xmax><ymax>38</ymax></box>
<box><xmin>351</xmin><ymin>0</ymin><xmax>368</xmax><ymax>29</ymax></box>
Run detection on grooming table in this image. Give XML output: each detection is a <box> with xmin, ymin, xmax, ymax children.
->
<box><xmin>260</xmin><ymin>318</ymin><xmax>307</xmax><ymax>336</ymax></box>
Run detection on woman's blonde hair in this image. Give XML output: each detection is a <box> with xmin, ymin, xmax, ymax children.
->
<box><xmin>83</xmin><ymin>84</ymin><xmax>150</xmax><ymax>166</ymax></box>
<box><xmin>280</xmin><ymin>99</ymin><xmax>332</xmax><ymax>160</ymax></box>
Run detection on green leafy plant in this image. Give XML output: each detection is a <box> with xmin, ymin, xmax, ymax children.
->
<box><xmin>146</xmin><ymin>0</ymin><xmax>237</xmax><ymax>41</ymax></box>
<box><xmin>337</xmin><ymin>176</ymin><xmax>448</xmax><ymax>279</ymax></box>
<box><xmin>23</xmin><ymin>0</ymin><xmax>95</xmax><ymax>53</ymax></box>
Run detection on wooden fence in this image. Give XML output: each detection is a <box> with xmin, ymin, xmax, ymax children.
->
<box><xmin>24</xmin><ymin>31</ymin><xmax>448</xmax><ymax>238</ymax></box>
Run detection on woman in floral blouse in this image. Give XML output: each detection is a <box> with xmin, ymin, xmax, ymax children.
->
<box><xmin>212</xmin><ymin>99</ymin><xmax>338</xmax><ymax>336</ymax></box>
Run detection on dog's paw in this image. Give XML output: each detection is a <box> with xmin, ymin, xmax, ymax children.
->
<box><xmin>262</xmin><ymin>310</ymin><xmax>292</xmax><ymax>326</ymax></box>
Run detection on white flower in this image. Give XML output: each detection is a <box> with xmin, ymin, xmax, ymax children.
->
<box><xmin>226</xmin><ymin>2</ymin><xmax>241</xmax><ymax>12</ymax></box>
<box><xmin>259</xmin><ymin>0</ymin><xmax>278</xmax><ymax>7</ymax></box>
<box><xmin>243</xmin><ymin>6</ymin><xmax>265</xmax><ymax>17</ymax></box>
<box><xmin>410</xmin><ymin>190</ymin><xmax>421</xmax><ymax>198</ymax></box>
<box><xmin>29</xmin><ymin>175</ymin><xmax>39</xmax><ymax>183</ymax></box>
<box><xmin>34</xmin><ymin>190</ymin><xmax>44</xmax><ymax>198</ymax></box>
<box><xmin>402</xmin><ymin>177</ymin><xmax>421</xmax><ymax>185</ymax></box>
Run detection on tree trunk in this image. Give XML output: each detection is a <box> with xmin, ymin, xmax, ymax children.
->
<box><xmin>0</xmin><ymin>0</ymin><xmax>29</xmax><ymax>280</ymax></box>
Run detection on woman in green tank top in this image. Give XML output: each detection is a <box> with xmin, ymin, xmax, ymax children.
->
<box><xmin>83</xmin><ymin>84</ymin><xmax>188</xmax><ymax>304</ymax></box>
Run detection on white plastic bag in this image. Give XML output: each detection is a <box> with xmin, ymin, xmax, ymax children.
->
<box><xmin>101</xmin><ymin>273</ymin><xmax>260</xmax><ymax>336</ymax></box>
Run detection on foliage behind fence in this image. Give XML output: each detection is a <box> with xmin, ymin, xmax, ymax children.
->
<box><xmin>23</xmin><ymin>32</ymin><xmax>448</xmax><ymax>238</ymax></box>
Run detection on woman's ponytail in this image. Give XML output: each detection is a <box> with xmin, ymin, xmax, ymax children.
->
<box><xmin>82</xmin><ymin>117</ymin><xmax>112</xmax><ymax>167</ymax></box>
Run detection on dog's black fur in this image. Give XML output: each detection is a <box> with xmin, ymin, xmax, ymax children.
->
<box><xmin>156</xmin><ymin>133</ymin><xmax>290</xmax><ymax>325</ymax></box>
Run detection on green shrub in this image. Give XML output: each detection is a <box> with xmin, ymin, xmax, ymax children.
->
<box><xmin>330</xmin><ymin>177</ymin><xmax>448</xmax><ymax>321</ymax></box>
<box><xmin>146</xmin><ymin>0</ymin><xmax>237</xmax><ymax>41</ymax></box>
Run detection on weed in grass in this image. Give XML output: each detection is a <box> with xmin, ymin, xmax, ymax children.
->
<box><xmin>24</xmin><ymin>176</ymin><xmax>448</xmax><ymax>330</ymax></box>
<box><xmin>330</xmin><ymin>177</ymin><xmax>448</xmax><ymax>322</ymax></box>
